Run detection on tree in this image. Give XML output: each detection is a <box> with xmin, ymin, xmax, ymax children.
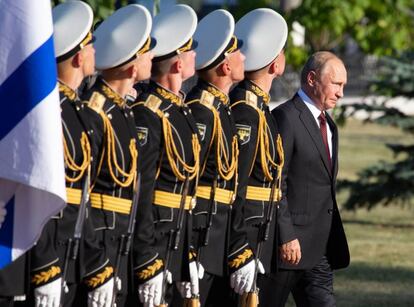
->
<box><xmin>338</xmin><ymin>53</ymin><xmax>414</xmax><ymax>210</ymax></box>
<box><xmin>285</xmin><ymin>0</ymin><xmax>414</xmax><ymax>68</ymax></box>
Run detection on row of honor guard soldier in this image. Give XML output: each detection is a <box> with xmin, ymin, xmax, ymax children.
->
<box><xmin>130</xmin><ymin>5</ymin><xmax>201</xmax><ymax>307</ymax></box>
<box><xmin>183</xmin><ymin>9</ymin><xmax>260</xmax><ymax>307</ymax></box>
<box><xmin>0</xmin><ymin>2</ymin><xmax>291</xmax><ymax>307</ymax></box>
<box><xmin>25</xmin><ymin>2</ymin><xmax>116</xmax><ymax>307</ymax></box>
<box><xmin>229</xmin><ymin>8</ymin><xmax>288</xmax><ymax>306</ymax></box>
<box><xmin>81</xmin><ymin>4</ymin><xmax>155</xmax><ymax>307</ymax></box>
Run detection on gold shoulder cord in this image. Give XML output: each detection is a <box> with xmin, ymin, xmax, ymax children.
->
<box><xmin>155</xmin><ymin>109</ymin><xmax>200</xmax><ymax>181</ymax></box>
<box><xmin>64</xmin><ymin>132</ymin><xmax>91</xmax><ymax>183</ymax></box>
<box><xmin>99</xmin><ymin>112</ymin><xmax>138</xmax><ymax>188</ymax></box>
<box><xmin>212</xmin><ymin>107</ymin><xmax>238</xmax><ymax>181</ymax></box>
<box><xmin>257</xmin><ymin>108</ymin><xmax>284</xmax><ymax>184</ymax></box>
<box><xmin>200</xmin><ymin>95</ymin><xmax>238</xmax><ymax>195</ymax></box>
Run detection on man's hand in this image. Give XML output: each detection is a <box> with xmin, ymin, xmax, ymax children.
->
<box><xmin>230</xmin><ymin>260</ymin><xmax>264</xmax><ymax>295</ymax></box>
<box><xmin>176</xmin><ymin>261</ymin><xmax>204</xmax><ymax>298</ymax></box>
<box><xmin>279</xmin><ymin>239</ymin><xmax>301</xmax><ymax>265</ymax></box>
<box><xmin>138</xmin><ymin>271</ymin><xmax>171</xmax><ymax>307</ymax></box>
<box><xmin>87</xmin><ymin>277</ymin><xmax>114</xmax><ymax>307</ymax></box>
<box><xmin>34</xmin><ymin>278</ymin><xmax>62</xmax><ymax>307</ymax></box>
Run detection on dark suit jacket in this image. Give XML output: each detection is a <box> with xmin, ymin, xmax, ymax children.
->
<box><xmin>271</xmin><ymin>94</ymin><xmax>349</xmax><ymax>270</ymax></box>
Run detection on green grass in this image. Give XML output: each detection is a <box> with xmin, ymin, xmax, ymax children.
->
<box><xmin>286</xmin><ymin>119</ymin><xmax>414</xmax><ymax>307</ymax></box>
<box><xmin>338</xmin><ymin>119</ymin><xmax>414</xmax><ymax>181</ymax></box>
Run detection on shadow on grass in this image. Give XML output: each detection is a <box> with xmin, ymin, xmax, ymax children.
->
<box><xmin>336</xmin><ymin>261</ymin><xmax>414</xmax><ymax>284</ymax></box>
<box><xmin>343</xmin><ymin>219</ymin><xmax>414</xmax><ymax>229</ymax></box>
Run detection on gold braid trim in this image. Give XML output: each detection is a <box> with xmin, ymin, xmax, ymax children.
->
<box><xmin>100</xmin><ymin>113</ymin><xmax>138</xmax><ymax>187</ymax></box>
<box><xmin>228</xmin><ymin>249</ymin><xmax>253</xmax><ymax>269</ymax></box>
<box><xmin>31</xmin><ymin>266</ymin><xmax>61</xmax><ymax>285</ymax></box>
<box><xmin>250</xmin><ymin>84</ymin><xmax>270</xmax><ymax>105</ymax></box>
<box><xmin>63</xmin><ymin>132</ymin><xmax>91</xmax><ymax>183</ymax></box>
<box><xmin>156</xmin><ymin>87</ymin><xmax>182</xmax><ymax>106</ymax></box>
<box><xmin>85</xmin><ymin>266</ymin><xmax>113</xmax><ymax>288</ymax></box>
<box><xmin>207</xmin><ymin>86</ymin><xmax>228</xmax><ymax>104</ymax></box>
<box><xmin>137</xmin><ymin>259</ymin><xmax>164</xmax><ymax>280</ymax></box>
<box><xmin>156</xmin><ymin>110</ymin><xmax>200</xmax><ymax>181</ymax></box>
<box><xmin>59</xmin><ymin>82</ymin><xmax>76</xmax><ymax>100</ymax></box>
<box><xmin>101</xmin><ymin>84</ymin><xmax>125</xmax><ymax>107</ymax></box>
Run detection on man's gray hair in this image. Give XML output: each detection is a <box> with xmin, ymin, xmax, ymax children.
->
<box><xmin>300</xmin><ymin>51</ymin><xmax>343</xmax><ymax>86</ymax></box>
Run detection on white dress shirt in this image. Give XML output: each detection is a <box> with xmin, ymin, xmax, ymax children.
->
<box><xmin>297</xmin><ymin>89</ymin><xmax>332</xmax><ymax>158</ymax></box>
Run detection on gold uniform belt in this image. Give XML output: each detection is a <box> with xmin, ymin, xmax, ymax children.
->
<box><xmin>153</xmin><ymin>190</ymin><xmax>192</xmax><ymax>210</ymax></box>
<box><xmin>246</xmin><ymin>185</ymin><xmax>282</xmax><ymax>202</ymax></box>
<box><xmin>67</xmin><ymin>188</ymin><xmax>132</xmax><ymax>215</ymax></box>
<box><xmin>66</xmin><ymin>187</ymin><xmax>82</xmax><ymax>205</ymax></box>
<box><xmin>90</xmin><ymin>193</ymin><xmax>132</xmax><ymax>214</ymax></box>
<box><xmin>196</xmin><ymin>186</ymin><xmax>234</xmax><ymax>205</ymax></box>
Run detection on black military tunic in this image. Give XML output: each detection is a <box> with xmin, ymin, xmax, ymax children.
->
<box><xmin>131</xmin><ymin>81</ymin><xmax>200</xmax><ymax>284</ymax></box>
<box><xmin>186</xmin><ymin>79</ymin><xmax>253</xmax><ymax>278</ymax></box>
<box><xmin>81</xmin><ymin>78</ymin><xmax>141</xmax><ymax>300</ymax></box>
<box><xmin>230</xmin><ymin>79</ymin><xmax>284</xmax><ymax>273</ymax></box>
<box><xmin>28</xmin><ymin>82</ymin><xmax>112</xmax><ymax>305</ymax></box>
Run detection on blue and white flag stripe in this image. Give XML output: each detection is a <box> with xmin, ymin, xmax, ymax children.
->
<box><xmin>0</xmin><ymin>0</ymin><xmax>66</xmax><ymax>269</ymax></box>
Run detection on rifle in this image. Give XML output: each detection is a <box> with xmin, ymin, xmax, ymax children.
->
<box><xmin>183</xmin><ymin>176</ymin><xmax>217</xmax><ymax>307</ymax></box>
<box><xmin>60</xmin><ymin>167</ymin><xmax>91</xmax><ymax>307</ymax></box>
<box><xmin>159</xmin><ymin>175</ymin><xmax>190</xmax><ymax>307</ymax></box>
<box><xmin>239</xmin><ymin>167</ymin><xmax>280</xmax><ymax>307</ymax></box>
<box><xmin>111</xmin><ymin>172</ymin><xmax>142</xmax><ymax>307</ymax></box>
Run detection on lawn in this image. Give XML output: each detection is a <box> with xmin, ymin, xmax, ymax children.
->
<box><xmin>287</xmin><ymin>118</ymin><xmax>414</xmax><ymax>307</ymax></box>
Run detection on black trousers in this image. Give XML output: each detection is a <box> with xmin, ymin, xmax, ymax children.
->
<box><xmin>259</xmin><ymin>256</ymin><xmax>335</xmax><ymax>307</ymax></box>
<box><xmin>0</xmin><ymin>297</ymin><xmax>13</xmax><ymax>307</ymax></box>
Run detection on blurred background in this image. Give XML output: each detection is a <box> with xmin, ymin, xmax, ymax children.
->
<box><xmin>53</xmin><ymin>1</ymin><xmax>414</xmax><ymax>305</ymax></box>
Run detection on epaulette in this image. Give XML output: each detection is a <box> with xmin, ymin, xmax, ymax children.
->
<box><xmin>144</xmin><ymin>94</ymin><xmax>162</xmax><ymax>113</ymax></box>
<box><xmin>245</xmin><ymin>90</ymin><xmax>258</xmax><ymax>108</ymax></box>
<box><xmin>199</xmin><ymin>90</ymin><xmax>215</xmax><ymax>110</ymax></box>
<box><xmin>88</xmin><ymin>91</ymin><xmax>106</xmax><ymax>113</ymax></box>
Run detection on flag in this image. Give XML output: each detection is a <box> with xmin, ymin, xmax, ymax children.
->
<box><xmin>0</xmin><ymin>0</ymin><xmax>66</xmax><ymax>269</ymax></box>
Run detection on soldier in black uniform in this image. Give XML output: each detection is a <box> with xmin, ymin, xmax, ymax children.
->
<box><xmin>184</xmin><ymin>9</ymin><xmax>257</xmax><ymax>306</ymax></box>
<box><xmin>229</xmin><ymin>8</ymin><xmax>288</xmax><ymax>300</ymax></box>
<box><xmin>80</xmin><ymin>4</ymin><xmax>155</xmax><ymax>307</ymax></box>
<box><xmin>129</xmin><ymin>5</ymin><xmax>201</xmax><ymax>307</ymax></box>
<box><xmin>27</xmin><ymin>2</ymin><xmax>115</xmax><ymax>307</ymax></box>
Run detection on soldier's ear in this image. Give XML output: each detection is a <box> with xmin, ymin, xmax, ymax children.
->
<box><xmin>171</xmin><ymin>58</ymin><xmax>182</xmax><ymax>74</ymax></box>
<box><xmin>72</xmin><ymin>52</ymin><xmax>82</xmax><ymax>68</ymax></box>
<box><xmin>219</xmin><ymin>60</ymin><xmax>231</xmax><ymax>77</ymax></box>
<box><xmin>128</xmin><ymin>64</ymin><xmax>138</xmax><ymax>80</ymax></box>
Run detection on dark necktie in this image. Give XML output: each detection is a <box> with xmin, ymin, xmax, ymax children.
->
<box><xmin>318</xmin><ymin>112</ymin><xmax>332</xmax><ymax>168</ymax></box>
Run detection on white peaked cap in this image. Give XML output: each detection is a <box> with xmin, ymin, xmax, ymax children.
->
<box><xmin>52</xmin><ymin>1</ymin><xmax>94</xmax><ymax>58</ymax></box>
<box><xmin>235</xmin><ymin>8</ymin><xmax>288</xmax><ymax>71</ymax></box>
<box><xmin>151</xmin><ymin>4</ymin><xmax>198</xmax><ymax>59</ymax></box>
<box><xmin>194</xmin><ymin>9</ymin><xmax>236</xmax><ymax>70</ymax></box>
<box><xmin>94</xmin><ymin>4</ymin><xmax>152</xmax><ymax>70</ymax></box>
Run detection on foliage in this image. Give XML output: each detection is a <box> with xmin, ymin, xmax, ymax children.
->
<box><xmin>286</xmin><ymin>0</ymin><xmax>414</xmax><ymax>68</ymax></box>
<box><xmin>338</xmin><ymin>53</ymin><xmax>414</xmax><ymax>210</ymax></box>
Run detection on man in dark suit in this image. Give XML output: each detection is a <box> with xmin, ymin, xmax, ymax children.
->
<box><xmin>261</xmin><ymin>51</ymin><xmax>350</xmax><ymax>307</ymax></box>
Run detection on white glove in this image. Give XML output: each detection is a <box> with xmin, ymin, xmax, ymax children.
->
<box><xmin>138</xmin><ymin>271</ymin><xmax>171</xmax><ymax>307</ymax></box>
<box><xmin>176</xmin><ymin>261</ymin><xmax>204</xmax><ymax>298</ymax></box>
<box><xmin>34</xmin><ymin>277</ymin><xmax>62</xmax><ymax>307</ymax></box>
<box><xmin>87</xmin><ymin>277</ymin><xmax>114</xmax><ymax>307</ymax></box>
<box><xmin>230</xmin><ymin>260</ymin><xmax>264</xmax><ymax>295</ymax></box>
<box><xmin>197</xmin><ymin>262</ymin><xmax>205</xmax><ymax>280</ymax></box>
<box><xmin>0</xmin><ymin>206</ymin><xmax>6</xmax><ymax>229</ymax></box>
